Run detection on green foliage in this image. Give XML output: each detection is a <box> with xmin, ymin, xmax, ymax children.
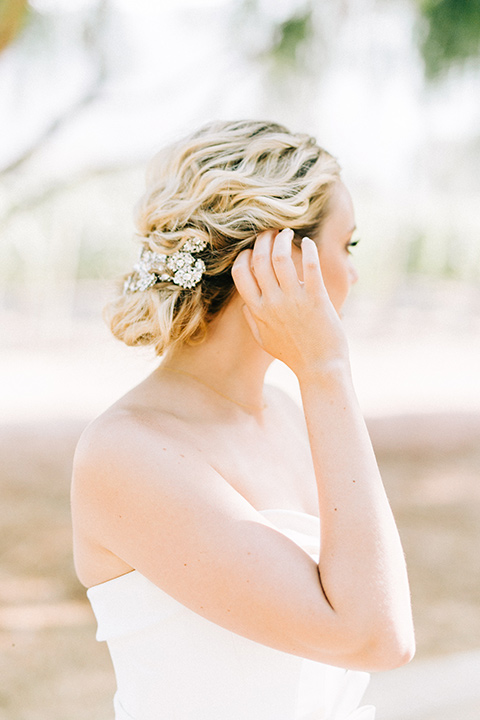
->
<box><xmin>269</xmin><ymin>10</ymin><xmax>313</xmax><ymax>68</ymax></box>
<box><xmin>416</xmin><ymin>0</ymin><xmax>480</xmax><ymax>78</ymax></box>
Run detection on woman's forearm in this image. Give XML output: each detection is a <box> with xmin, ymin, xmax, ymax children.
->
<box><xmin>232</xmin><ymin>229</ymin><xmax>415</xmax><ymax>667</ymax></box>
<box><xmin>298</xmin><ymin>362</ymin><xmax>415</xmax><ymax>666</ymax></box>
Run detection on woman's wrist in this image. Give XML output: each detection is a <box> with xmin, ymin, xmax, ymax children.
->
<box><xmin>295</xmin><ymin>358</ymin><xmax>353</xmax><ymax>388</ymax></box>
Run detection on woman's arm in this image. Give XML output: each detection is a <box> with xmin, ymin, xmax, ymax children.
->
<box><xmin>298</xmin><ymin>368</ymin><xmax>414</xmax><ymax>667</ymax></box>
<box><xmin>231</xmin><ymin>228</ymin><xmax>415</xmax><ymax>667</ymax></box>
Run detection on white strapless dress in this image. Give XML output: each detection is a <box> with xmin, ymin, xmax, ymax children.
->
<box><xmin>87</xmin><ymin>509</ymin><xmax>375</xmax><ymax>720</ymax></box>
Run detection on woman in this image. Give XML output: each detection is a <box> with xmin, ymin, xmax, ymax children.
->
<box><xmin>71</xmin><ymin>120</ymin><xmax>415</xmax><ymax>720</ymax></box>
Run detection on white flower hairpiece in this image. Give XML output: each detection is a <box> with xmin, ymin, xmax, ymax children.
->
<box><xmin>123</xmin><ymin>238</ymin><xmax>207</xmax><ymax>294</ymax></box>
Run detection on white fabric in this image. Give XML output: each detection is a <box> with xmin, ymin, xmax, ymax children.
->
<box><xmin>87</xmin><ymin>509</ymin><xmax>375</xmax><ymax>720</ymax></box>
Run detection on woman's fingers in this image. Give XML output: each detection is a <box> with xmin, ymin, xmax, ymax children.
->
<box><xmin>250</xmin><ymin>230</ymin><xmax>279</xmax><ymax>296</ymax></box>
<box><xmin>271</xmin><ymin>228</ymin><xmax>299</xmax><ymax>293</ymax></box>
<box><xmin>233</xmin><ymin>228</ymin><xmax>307</xmax><ymax>307</ymax></box>
<box><xmin>231</xmin><ymin>248</ymin><xmax>261</xmax><ymax>305</ymax></box>
<box><xmin>301</xmin><ymin>237</ymin><xmax>326</xmax><ymax>297</ymax></box>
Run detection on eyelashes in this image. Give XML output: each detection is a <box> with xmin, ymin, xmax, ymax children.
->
<box><xmin>347</xmin><ymin>238</ymin><xmax>360</xmax><ymax>253</ymax></box>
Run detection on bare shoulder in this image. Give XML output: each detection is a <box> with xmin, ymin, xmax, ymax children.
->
<box><xmin>72</xmin><ymin>404</ymin><xmax>202</xmax><ymax>500</ymax></box>
<box><xmin>71</xmin><ymin>402</ymin><xmax>204</xmax><ymax>519</ymax></box>
<box><xmin>71</xmin><ymin>404</ymin><xmax>287</xmax><ymax>599</ymax></box>
<box><xmin>73</xmin><ymin>409</ymin><xmax>129</xmax><ymax>469</ymax></box>
<box><xmin>71</xmin><ymin>403</ymin><xmax>233</xmax><ymax>587</ymax></box>
<box><xmin>75</xmin><ymin>407</ymin><xmax>170</xmax><ymax>471</ymax></box>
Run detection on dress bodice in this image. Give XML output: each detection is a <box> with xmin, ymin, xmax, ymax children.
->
<box><xmin>87</xmin><ymin>509</ymin><xmax>375</xmax><ymax>720</ymax></box>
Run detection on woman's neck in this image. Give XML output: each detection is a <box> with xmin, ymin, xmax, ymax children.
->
<box><xmin>160</xmin><ymin>295</ymin><xmax>273</xmax><ymax>414</ymax></box>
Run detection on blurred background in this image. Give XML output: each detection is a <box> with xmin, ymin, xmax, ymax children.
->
<box><xmin>0</xmin><ymin>0</ymin><xmax>479</xmax><ymax>718</ymax></box>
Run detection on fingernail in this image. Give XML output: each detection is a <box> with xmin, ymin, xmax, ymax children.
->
<box><xmin>302</xmin><ymin>236</ymin><xmax>311</xmax><ymax>244</ymax></box>
<box><xmin>280</xmin><ymin>228</ymin><xmax>294</xmax><ymax>239</ymax></box>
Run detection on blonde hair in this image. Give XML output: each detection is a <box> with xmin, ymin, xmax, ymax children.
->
<box><xmin>106</xmin><ymin>120</ymin><xmax>341</xmax><ymax>355</ymax></box>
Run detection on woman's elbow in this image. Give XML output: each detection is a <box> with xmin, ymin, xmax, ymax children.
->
<box><xmin>307</xmin><ymin>610</ymin><xmax>416</xmax><ymax>671</ymax></box>
<box><xmin>360</xmin><ymin>625</ymin><xmax>416</xmax><ymax>671</ymax></box>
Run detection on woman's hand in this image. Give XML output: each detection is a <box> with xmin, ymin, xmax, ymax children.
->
<box><xmin>232</xmin><ymin>228</ymin><xmax>350</xmax><ymax>378</ymax></box>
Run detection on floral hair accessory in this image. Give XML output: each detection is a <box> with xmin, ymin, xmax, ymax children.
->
<box><xmin>123</xmin><ymin>238</ymin><xmax>207</xmax><ymax>293</ymax></box>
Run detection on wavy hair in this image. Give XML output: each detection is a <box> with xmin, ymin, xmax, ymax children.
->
<box><xmin>105</xmin><ymin>120</ymin><xmax>341</xmax><ymax>355</ymax></box>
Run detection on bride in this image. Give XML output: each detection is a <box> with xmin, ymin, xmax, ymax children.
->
<box><xmin>71</xmin><ymin>120</ymin><xmax>415</xmax><ymax>719</ymax></box>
